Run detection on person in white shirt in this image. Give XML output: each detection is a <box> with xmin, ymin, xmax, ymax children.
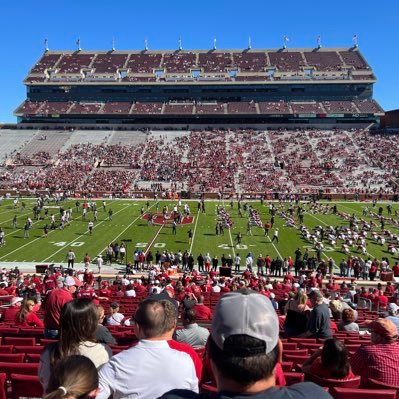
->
<box><xmin>105</xmin><ymin>302</ymin><xmax>125</xmax><ymax>326</ymax></box>
<box><xmin>97</xmin><ymin>299</ymin><xmax>201</xmax><ymax>399</ymax></box>
<box><xmin>125</xmin><ymin>284</ymin><xmax>136</xmax><ymax>297</ymax></box>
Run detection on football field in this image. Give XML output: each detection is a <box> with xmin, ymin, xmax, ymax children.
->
<box><xmin>0</xmin><ymin>198</ymin><xmax>398</xmax><ymax>270</ymax></box>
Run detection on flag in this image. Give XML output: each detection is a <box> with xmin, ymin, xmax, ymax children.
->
<box><xmin>178</xmin><ymin>37</ymin><xmax>182</xmax><ymax>50</ymax></box>
<box><xmin>144</xmin><ymin>38</ymin><xmax>148</xmax><ymax>51</ymax></box>
<box><xmin>213</xmin><ymin>37</ymin><xmax>217</xmax><ymax>50</ymax></box>
<box><xmin>248</xmin><ymin>36</ymin><xmax>252</xmax><ymax>49</ymax></box>
<box><xmin>284</xmin><ymin>35</ymin><xmax>289</xmax><ymax>42</ymax></box>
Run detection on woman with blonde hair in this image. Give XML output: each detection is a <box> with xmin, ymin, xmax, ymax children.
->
<box><xmin>43</xmin><ymin>355</ymin><xmax>99</xmax><ymax>399</ymax></box>
<box><xmin>284</xmin><ymin>289</ymin><xmax>311</xmax><ymax>336</ymax></box>
<box><xmin>15</xmin><ymin>298</ymin><xmax>44</xmax><ymax>327</ymax></box>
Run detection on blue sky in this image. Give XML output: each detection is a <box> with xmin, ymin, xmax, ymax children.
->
<box><xmin>1</xmin><ymin>0</ymin><xmax>398</xmax><ymax>123</ymax></box>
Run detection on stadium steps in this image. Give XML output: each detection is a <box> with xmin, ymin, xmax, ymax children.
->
<box><xmin>336</xmin><ymin>51</ymin><xmax>346</xmax><ymax>65</ymax></box>
<box><xmin>352</xmin><ymin>102</ymin><xmax>361</xmax><ymax>113</ymax></box>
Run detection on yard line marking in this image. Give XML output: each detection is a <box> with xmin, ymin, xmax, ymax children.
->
<box><xmin>99</xmin><ymin>204</ymin><xmax>156</xmax><ymax>257</ymax></box>
<box><xmin>221</xmin><ymin>201</ymin><xmax>235</xmax><ymax>258</ymax></box>
<box><xmin>266</xmin><ymin>235</ymin><xmax>283</xmax><ymax>260</ymax></box>
<box><xmin>41</xmin><ymin>205</ymin><xmax>129</xmax><ymax>262</ymax></box>
<box><xmin>144</xmin><ymin>225</ymin><xmax>165</xmax><ymax>256</ymax></box>
<box><xmin>189</xmin><ymin>212</ymin><xmax>200</xmax><ymax>255</ymax></box>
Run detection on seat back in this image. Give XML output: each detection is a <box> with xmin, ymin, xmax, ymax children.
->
<box><xmin>368</xmin><ymin>379</ymin><xmax>399</xmax><ymax>398</ymax></box>
<box><xmin>3</xmin><ymin>337</ymin><xmax>35</xmax><ymax>346</ymax></box>
<box><xmin>13</xmin><ymin>346</ymin><xmax>43</xmax><ymax>354</ymax></box>
<box><xmin>0</xmin><ymin>363</ymin><xmax>39</xmax><ymax>378</ymax></box>
<box><xmin>0</xmin><ymin>354</ymin><xmax>25</xmax><ymax>363</ymax></box>
<box><xmin>10</xmin><ymin>374</ymin><xmax>42</xmax><ymax>399</ymax></box>
<box><xmin>309</xmin><ymin>374</ymin><xmax>361</xmax><ymax>388</ymax></box>
<box><xmin>0</xmin><ymin>346</ymin><xmax>13</xmax><ymax>354</ymax></box>
<box><xmin>283</xmin><ymin>372</ymin><xmax>304</xmax><ymax>385</ymax></box>
<box><xmin>330</xmin><ymin>387</ymin><xmax>397</xmax><ymax>399</ymax></box>
<box><xmin>0</xmin><ymin>373</ymin><xmax>6</xmax><ymax>399</ymax></box>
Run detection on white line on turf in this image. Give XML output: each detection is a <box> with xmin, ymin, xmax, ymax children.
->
<box><xmin>189</xmin><ymin>212</ymin><xmax>200</xmax><ymax>255</ymax></box>
<box><xmin>98</xmin><ymin>204</ymin><xmax>156</xmax><ymax>257</ymax></box>
<box><xmin>41</xmin><ymin>205</ymin><xmax>129</xmax><ymax>262</ymax></box>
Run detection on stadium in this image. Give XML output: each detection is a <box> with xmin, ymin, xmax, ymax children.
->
<box><xmin>1</xmin><ymin>36</ymin><xmax>399</xmax><ymax>398</ymax></box>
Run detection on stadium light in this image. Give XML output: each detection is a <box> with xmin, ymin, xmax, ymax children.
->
<box><xmin>352</xmin><ymin>34</ymin><xmax>359</xmax><ymax>48</ymax></box>
<box><xmin>283</xmin><ymin>35</ymin><xmax>289</xmax><ymax>49</ymax></box>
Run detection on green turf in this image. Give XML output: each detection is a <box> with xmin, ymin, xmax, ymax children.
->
<box><xmin>0</xmin><ymin>198</ymin><xmax>398</xmax><ymax>267</ymax></box>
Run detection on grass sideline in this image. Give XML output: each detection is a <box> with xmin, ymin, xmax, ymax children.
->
<box><xmin>0</xmin><ymin>198</ymin><xmax>398</xmax><ymax>271</ymax></box>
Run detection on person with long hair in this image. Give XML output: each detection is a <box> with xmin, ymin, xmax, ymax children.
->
<box><xmin>283</xmin><ymin>289</ymin><xmax>311</xmax><ymax>336</ymax></box>
<box><xmin>43</xmin><ymin>355</ymin><xmax>99</xmax><ymax>399</ymax></box>
<box><xmin>39</xmin><ymin>298</ymin><xmax>112</xmax><ymax>391</ymax></box>
<box><xmin>15</xmin><ymin>298</ymin><xmax>44</xmax><ymax>327</ymax></box>
<box><xmin>302</xmin><ymin>338</ymin><xmax>355</xmax><ymax>380</ymax></box>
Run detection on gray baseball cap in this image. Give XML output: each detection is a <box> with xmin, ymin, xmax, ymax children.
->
<box><xmin>211</xmin><ymin>290</ymin><xmax>279</xmax><ymax>355</ymax></box>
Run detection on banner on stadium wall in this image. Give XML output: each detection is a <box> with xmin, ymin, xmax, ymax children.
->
<box><xmin>347</xmin><ymin>113</ymin><xmax>369</xmax><ymax>118</ymax></box>
<box><xmin>51</xmin><ymin>114</ymin><xmax>60</xmax><ymax>118</ymax></box>
<box><xmin>326</xmin><ymin>114</ymin><xmax>344</xmax><ymax>118</ymax></box>
<box><xmin>298</xmin><ymin>114</ymin><xmax>317</xmax><ymax>118</ymax></box>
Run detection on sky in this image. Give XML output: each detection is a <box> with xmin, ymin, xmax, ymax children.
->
<box><xmin>0</xmin><ymin>0</ymin><xmax>398</xmax><ymax>123</ymax></box>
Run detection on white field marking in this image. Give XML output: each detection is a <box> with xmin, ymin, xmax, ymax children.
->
<box><xmin>99</xmin><ymin>203</ymin><xmax>156</xmax><ymax>256</ymax></box>
<box><xmin>189</xmin><ymin>213</ymin><xmax>199</xmax><ymax>255</ymax></box>
<box><xmin>1</xmin><ymin>206</ymin><xmax>39</xmax><ymax>228</ymax></box>
<box><xmin>221</xmin><ymin>201</ymin><xmax>235</xmax><ymax>258</ymax></box>
<box><xmin>266</xmin><ymin>234</ymin><xmax>283</xmax><ymax>260</ymax></box>
<box><xmin>0</xmin><ymin>229</ymin><xmax>57</xmax><ymax>260</ymax></box>
<box><xmin>41</xmin><ymin>205</ymin><xmax>129</xmax><ymax>262</ymax></box>
<box><xmin>144</xmin><ymin>224</ymin><xmax>165</xmax><ymax>256</ymax></box>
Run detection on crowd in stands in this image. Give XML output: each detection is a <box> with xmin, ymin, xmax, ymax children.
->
<box><xmin>15</xmin><ymin>99</ymin><xmax>383</xmax><ymax>116</ymax></box>
<box><xmin>0</xmin><ymin>128</ymin><xmax>397</xmax><ymax>194</ymax></box>
<box><xmin>0</xmin><ymin>258</ymin><xmax>399</xmax><ymax>397</ymax></box>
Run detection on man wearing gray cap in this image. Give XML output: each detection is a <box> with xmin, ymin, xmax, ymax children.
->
<box><xmin>386</xmin><ymin>302</ymin><xmax>399</xmax><ymax>333</ymax></box>
<box><xmin>159</xmin><ymin>289</ymin><xmax>332</xmax><ymax>398</ymax></box>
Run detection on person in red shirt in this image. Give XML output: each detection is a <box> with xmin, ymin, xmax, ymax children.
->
<box><xmin>351</xmin><ymin>318</ymin><xmax>399</xmax><ymax>387</ymax></box>
<box><xmin>393</xmin><ymin>263</ymin><xmax>399</xmax><ymax>277</ymax></box>
<box><xmin>15</xmin><ymin>298</ymin><xmax>44</xmax><ymax>327</ymax></box>
<box><xmin>2</xmin><ymin>297</ymin><xmax>23</xmax><ymax>322</ymax></box>
<box><xmin>192</xmin><ymin>295</ymin><xmax>212</xmax><ymax>320</ymax></box>
<box><xmin>302</xmin><ymin>338</ymin><xmax>355</xmax><ymax>380</ymax></box>
<box><xmin>0</xmin><ymin>283</ymin><xmax>8</xmax><ymax>296</ymax></box>
<box><xmin>43</xmin><ymin>276</ymin><xmax>82</xmax><ymax>338</ymax></box>
<box><xmin>385</xmin><ymin>281</ymin><xmax>395</xmax><ymax>295</ymax></box>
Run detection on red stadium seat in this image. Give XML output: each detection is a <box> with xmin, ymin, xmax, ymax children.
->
<box><xmin>3</xmin><ymin>337</ymin><xmax>35</xmax><ymax>346</ymax></box>
<box><xmin>308</xmin><ymin>374</ymin><xmax>361</xmax><ymax>389</ymax></box>
<box><xmin>0</xmin><ymin>346</ymin><xmax>13</xmax><ymax>354</ymax></box>
<box><xmin>0</xmin><ymin>363</ymin><xmax>39</xmax><ymax>378</ymax></box>
<box><xmin>283</xmin><ymin>372</ymin><xmax>305</xmax><ymax>385</ymax></box>
<box><xmin>25</xmin><ymin>353</ymin><xmax>40</xmax><ymax>363</ymax></box>
<box><xmin>330</xmin><ymin>387</ymin><xmax>397</xmax><ymax>399</ymax></box>
<box><xmin>367</xmin><ymin>379</ymin><xmax>399</xmax><ymax>398</ymax></box>
<box><xmin>13</xmin><ymin>346</ymin><xmax>43</xmax><ymax>354</ymax></box>
<box><xmin>0</xmin><ymin>354</ymin><xmax>24</xmax><ymax>363</ymax></box>
<box><xmin>10</xmin><ymin>374</ymin><xmax>43</xmax><ymax>399</ymax></box>
<box><xmin>0</xmin><ymin>373</ymin><xmax>6</xmax><ymax>399</ymax></box>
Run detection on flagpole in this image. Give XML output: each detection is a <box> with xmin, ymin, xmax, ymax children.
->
<box><xmin>248</xmin><ymin>36</ymin><xmax>252</xmax><ymax>50</ymax></box>
<box><xmin>213</xmin><ymin>37</ymin><xmax>217</xmax><ymax>50</ymax></box>
<box><xmin>144</xmin><ymin>38</ymin><xmax>148</xmax><ymax>51</ymax></box>
<box><xmin>44</xmin><ymin>38</ymin><xmax>49</xmax><ymax>52</ymax></box>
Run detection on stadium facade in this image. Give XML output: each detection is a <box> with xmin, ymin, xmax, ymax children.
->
<box><xmin>14</xmin><ymin>47</ymin><xmax>384</xmax><ymax>127</ymax></box>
